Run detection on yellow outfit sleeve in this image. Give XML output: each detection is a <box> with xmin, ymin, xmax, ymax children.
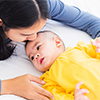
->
<box><xmin>75</xmin><ymin>40</ymin><xmax>100</xmax><ymax>59</ymax></box>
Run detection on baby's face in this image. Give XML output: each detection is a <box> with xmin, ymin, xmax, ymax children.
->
<box><xmin>25</xmin><ymin>33</ymin><xmax>60</xmax><ymax>72</ymax></box>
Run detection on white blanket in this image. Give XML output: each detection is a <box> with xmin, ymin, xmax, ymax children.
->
<box><xmin>0</xmin><ymin>0</ymin><xmax>100</xmax><ymax>99</ymax></box>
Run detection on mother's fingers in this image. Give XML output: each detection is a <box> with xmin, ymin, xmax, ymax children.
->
<box><xmin>25</xmin><ymin>74</ymin><xmax>54</xmax><ymax>99</ymax></box>
<box><xmin>33</xmin><ymin>83</ymin><xmax>54</xmax><ymax>100</ymax></box>
<box><xmin>27</xmin><ymin>74</ymin><xmax>46</xmax><ymax>85</ymax></box>
<box><xmin>31</xmin><ymin>91</ymin><xmax>51</xmax><ymax>100</ymax></box>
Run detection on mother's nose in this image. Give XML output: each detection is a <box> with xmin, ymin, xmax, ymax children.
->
<box><xmin>26</xmin><ymin>33</ymin><xmax>37</xmax><ymax>41</ymax></box>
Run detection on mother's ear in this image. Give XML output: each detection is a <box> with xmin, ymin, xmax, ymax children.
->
<box><xmin>53</xmin><ymin>36</ymin><xmax>62</xmax><ymax>48</ymax></box>
<box><xmin>0</xmin><ymin>19</ymin><xmax>2</xmax><ymax>26</ymax></box>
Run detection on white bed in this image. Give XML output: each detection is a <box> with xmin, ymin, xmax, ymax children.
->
<box><xmin>0</xmin><ymin>0</ymin><xmax>100</xmax><ymax>99</ymax></box>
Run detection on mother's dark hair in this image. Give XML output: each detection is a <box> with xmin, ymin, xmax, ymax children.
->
<box><xmin>0</xmin><ymin>0</ymin><xmax>49</xmax><ymax>60</ymax></box>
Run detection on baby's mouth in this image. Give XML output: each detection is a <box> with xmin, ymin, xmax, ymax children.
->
<box><xmin>39</xmin><ymin>58</ymin><xmax>44</xmax><ymax>64</ymax></box>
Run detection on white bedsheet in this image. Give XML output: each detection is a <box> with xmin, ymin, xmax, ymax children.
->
<box><xmin>0</xmin><ymin>0</ymin><xmax>100</xmax><ymax>99</ymax></box>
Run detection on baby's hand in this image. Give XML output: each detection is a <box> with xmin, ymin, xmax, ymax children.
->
<box><xmin>74</xmin><ymin>82</ymin><xmax>89</xmax><ymax>100</ymax></box>
<box><xmin>91</xmin><ymin>38</ymin><xmax>100</xmax><ymax>53</ymax></box>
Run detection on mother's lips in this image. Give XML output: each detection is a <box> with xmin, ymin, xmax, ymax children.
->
<box><xmin>39</xmin><ymin>57</ymin><xmax>44</xmax><ymax>64</ymax></box>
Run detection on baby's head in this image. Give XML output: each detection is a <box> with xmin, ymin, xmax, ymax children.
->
<box><xmin>25</xmin><ymin>31</ymin><xmax>65</xmax><ymax>72</ymax></box>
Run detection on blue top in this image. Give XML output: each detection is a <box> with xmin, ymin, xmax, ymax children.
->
<box><xmin>1</xmin><ymin>0</ymin><xmax>100</xmax><ymax>94</ymax></box>
<box><xmin>48</xmin><ymin>0</ymin><xmax>100</xmax><ymax>39</ymax></box>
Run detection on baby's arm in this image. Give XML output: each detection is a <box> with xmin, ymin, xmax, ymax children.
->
<box><xmin>91</xmin><ymin>38</ymin><xmax>100</xmax><ymax>53</ymax></box>
<box><xmin>74</xmin><ymin>82</ymin><xmax>89</xmax><ymax>100</ymax></box>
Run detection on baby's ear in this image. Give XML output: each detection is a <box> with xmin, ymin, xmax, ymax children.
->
<box><xmin>53</xmin><ymin>36</ymin><xmax>62</xmax><ymax>48</ymax></box>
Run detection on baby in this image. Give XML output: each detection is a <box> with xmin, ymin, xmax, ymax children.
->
<box><xmin>25</xmin><ymin>30</ymin><xmax>100</xmax><ymax>100</ymax></box>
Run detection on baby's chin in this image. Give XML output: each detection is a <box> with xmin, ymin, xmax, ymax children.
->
<box><xmin>39</xmin><ymin>66</ymin><xmax>50</xmax><ymax>72</ymax></box>
<box><xmin>37</xmin><ymin>62</ymin><xmax>52</xmax><ymax>72</ymax></box>
<box><xmin>39</xmin><ymin>68</ymin><xmax>49</xmax><ymax>72</ymax></box>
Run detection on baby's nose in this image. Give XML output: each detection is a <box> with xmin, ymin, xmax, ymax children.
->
<box><xmin>35</xmin><ymin>53</ymin><xmax>40</xmax><ymax>59</ymax></box>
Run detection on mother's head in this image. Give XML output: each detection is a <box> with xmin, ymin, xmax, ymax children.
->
<box><xmin>0</xmin><ymin>0</ymin><xmax>49</xmax><ymax>60</ymax></box>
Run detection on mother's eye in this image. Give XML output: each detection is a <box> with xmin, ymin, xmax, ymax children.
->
<box><xmin>37</xmin><ymin>45</ymin><xmax>41</xmax><ymax>50</ymax></box>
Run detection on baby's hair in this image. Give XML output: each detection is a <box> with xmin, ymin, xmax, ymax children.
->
<box><xmin>37</xmin><ymin>30</ymin><xmax>65</xmax><ymax>51</ymax></box>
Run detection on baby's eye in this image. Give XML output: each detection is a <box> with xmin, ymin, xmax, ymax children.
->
<box><xmin>37</xmin><ymin>45</ymin><xmax>41</xmax><ymax>50</ymax></box>
<box><xmin>31</xmin><ymin>56</ymin><xmax>34</xmax><ymax>60</ymax></box>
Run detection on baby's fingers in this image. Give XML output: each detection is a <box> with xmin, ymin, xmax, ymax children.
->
<box><xmin>91</xmin><ymin>39</ymin><xmax>97</xmax><ymax>45</ymax></box>
<box><xmin>78</xmin><ymin>95</ymin><xmax>90</xmax><ymax>100</ymax></box>
<box><xmin>76</xmin><ymin>89</ymin><xmax>89</xmax><ymax>96</ymax></box>
<box><xmin>75</xmin><ymin>82</ymin><xmax>83</xmax><ymax>91</ymax></box>
<box><xmin>91</xmin><ymin>39</ymin><xmax>100</xmax><ymax>47</ymax></box>
<box><xmin>96</xmin><ymin>48</ymin><xmax>100</xmax><ymax>53</ymax></box>
<box><xmin>96</xmin><ymin>38</ymin><xmax>100</xmax><ymax>43</ymax></box>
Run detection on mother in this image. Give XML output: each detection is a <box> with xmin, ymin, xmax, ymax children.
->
<box><xmin>0</xmin><ymin>0</ymin><xmax>100</xmax><ymax>100</ymax></box>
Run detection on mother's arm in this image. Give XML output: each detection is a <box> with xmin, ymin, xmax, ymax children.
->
<box><xmin>48</xmin><ymin>0</ymin><xmax>100</xmax><ymax>39</ymax></box>
<box><xmin>0</xmin><ymin>74</ymin><xmax>54</xmax><ymax>100</ymax></box>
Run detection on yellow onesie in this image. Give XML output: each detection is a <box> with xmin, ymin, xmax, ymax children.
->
<box><xmin>40</xmin><ymin>41</ymin><xmax>100</xmax><ymax>100</ymax></box>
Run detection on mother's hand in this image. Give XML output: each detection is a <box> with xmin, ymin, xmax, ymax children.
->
<box><xmin>1</xmin><ymin>74</ymin><xmax>54</xmax><ymax>100</ymax></box>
